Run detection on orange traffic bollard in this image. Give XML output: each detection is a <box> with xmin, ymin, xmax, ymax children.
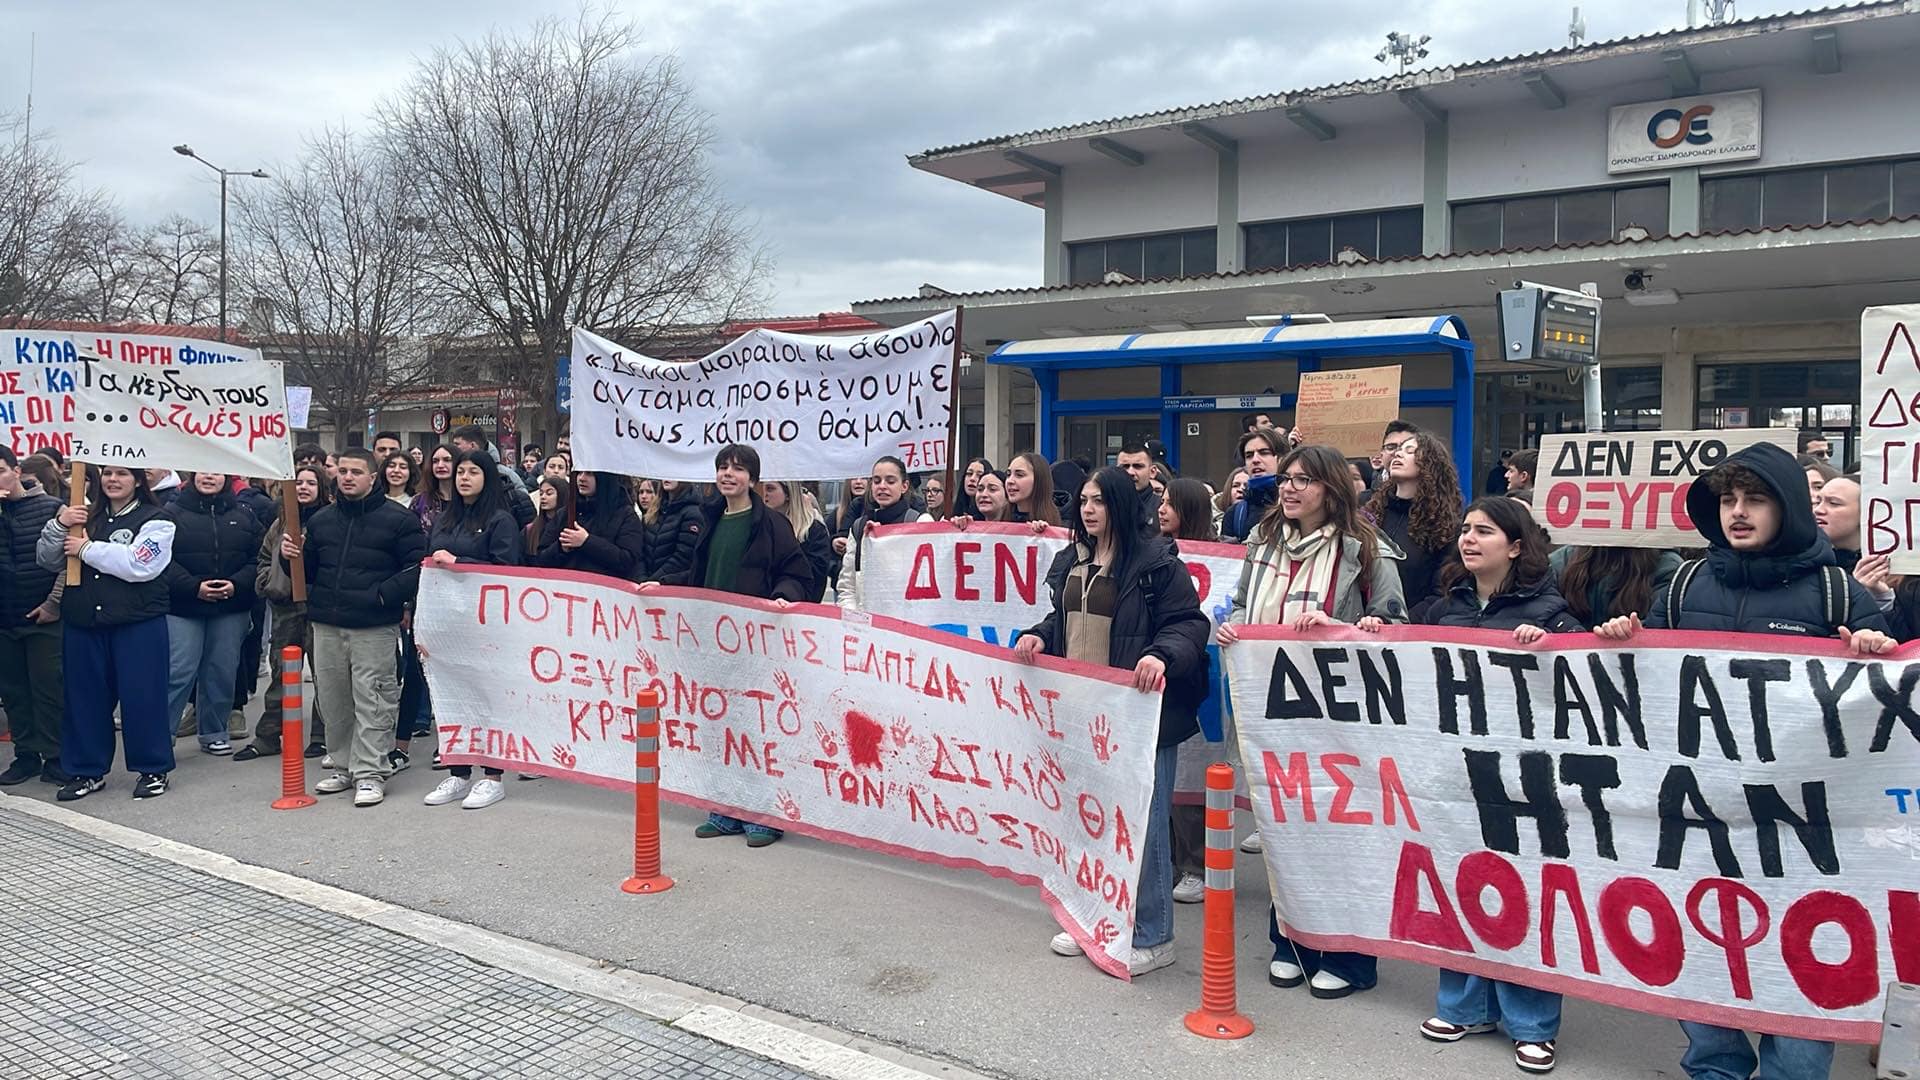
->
<box><xmin>620</xmin><ymin>688</ymin><xmax>674</xmax><ymax>894</ymax></box>
<box><xmin>271</xmin><ymin>646</ymin><xmax>317</xmax><ymax>811</ymax></box>
<box><xmin>1185</xmin><ymin>762</ymin><xmax>1253</xmax><ymax>1039</ymax></box>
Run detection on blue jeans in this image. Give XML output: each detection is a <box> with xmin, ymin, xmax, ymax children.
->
<box><xmin>1679</xmin><ymin>1023</ymin><xmax>1833</xmax><ymax>1080</ymax></box>
<box><xmin>707</xmin><ymin>813</ymin><xmax>782</xmax><ymax>839</ymax></box>
<box><xmin>1270</xmin><ymin>906</ymin><xmax>1379</xmax><ymax>989</ymax></box>
<box><xmin>1435</xmin><ymin>970</ymin><xmax>1562</xmax><ymax>1042</ymax></box>
<box><xmin>1133</xmin><ymin>743</ymin><xmax>1178</xmax><ymax>949</ymax></box>
<box><xmin>166</xmin><ymin>612</ymin><xmax>252</xmax><ymax>749</ymax></box>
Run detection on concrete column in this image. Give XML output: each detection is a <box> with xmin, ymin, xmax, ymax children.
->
<box><xmin>1660</xmin><ymin>339</ymin><xmax>1696</xmax><ymax>427</ymax></box>
<box><xmin>1042</xmin><ymin>179</ymin><xmax>1065</xmax><ymax>287</ymax></box>
<box><xmin>983</xmin><ymin>362</ymin><xmax>1015</xmax><ymax>465</ymax></box>
<box><xmin>1669</xmin><ymin>167</ymin><xmax>1702</xmax><ymax>236</ymax></box>
<box><xmin>1215</xmin><ymin>148</ymin><xmax>1242</xmax><ymax>272</ymax></box>
<box><xmin>1421</xmin><ymin>120</ymin><xmax>1450</xmax><ymax>256</ymax></box>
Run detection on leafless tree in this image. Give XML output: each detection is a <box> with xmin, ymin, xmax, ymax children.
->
<box><xmin>235</xmin><ymin>127</ymin><xmax>443</xmax><ymax>437</ymax></box>
<box><xmin>379</xmin><ymin>11</ymin><xmax>769</xmax><ymax>443</ymax></box>
<box><xmin>0</xmin><ymin>112</ymin><xmax>114</xmax><ymax>325</ymax></box>
<box><xmin>64</xmin><ymin>214</ymin><xmax>220</xmax><ymax>326</ymax></box>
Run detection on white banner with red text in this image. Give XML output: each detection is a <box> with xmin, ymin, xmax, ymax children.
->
<box><xmin>1226</xmin><ymin>624</ymin><xmax>1920</xmax><ymax>1041</ymax></box>
<box><xmin>859</xmin><ymin>521</ymin><xmax>1251</xmax><ymax>804</ymax></box>
<box><xmin>68</xmin><ymin>342</ymin><xmax>293</xmax><ymax>479</ymax></box>
<box><xmin>569</xmin><ymin>312</ymin><xmax>956</xmax><ymax>482</ymax></box>
<box><xmin>413</xmin><ymin>563</ymin><xmax>1160</xmax><ymax>976</ymax></box>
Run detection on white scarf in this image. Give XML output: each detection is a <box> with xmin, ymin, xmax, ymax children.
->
<box><xmin>1248</xmin><ymin>523</ymin><xmax>1343</xmax><ymax>625</ymax></box>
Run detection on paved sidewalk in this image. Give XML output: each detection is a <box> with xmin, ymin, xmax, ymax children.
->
<box><xmin>0</xmin><ymin>803</ymin><xmax>825</xmax><ymax>1080</ymax></box>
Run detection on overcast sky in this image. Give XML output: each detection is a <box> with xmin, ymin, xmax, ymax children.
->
<box><xmin>9</xmin><ymin>0</ymin><xmax>1809</xmax><ymax>317</ymax></box>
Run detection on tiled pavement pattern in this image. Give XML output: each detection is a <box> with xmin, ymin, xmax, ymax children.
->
<box><xmin>0</xmin><ymin>805</ymin><xmax>821</xmax><ymax>1080</ymax></box>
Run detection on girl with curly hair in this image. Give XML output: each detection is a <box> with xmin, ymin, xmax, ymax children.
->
<box><xmin>1367</xmin><ymin>430</ymin><xmax>1462</xmax><ymax>612</ymax></box>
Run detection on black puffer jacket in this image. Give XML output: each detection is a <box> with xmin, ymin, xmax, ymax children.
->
<box><xmin>427</xmin><ymin>506</ymin><xmax>521</xmax><ymax>566</ymax></box>
<box><xmin>1374</xmin><ymin>493</ymin><xmax>1449</xmax><ymax>611</ymax></box>
<box><xmin>669</xmin><ymin>496</ymin><xmax>814</xmax><ymax>603</ymax></box>
<box><xmin>645</xmin><ymin>490</ymin><xmax>705</xmax><ymax>583</ymax></box>
<box><xmin>1022</xmin><ymin>536</ymin><xmax>1212</xmax><ymax>748</ymax></box>
<box><xmin>298</xmin><ymin>492</ymin><xmax>428</xmax><ymax>628</ymax></box>
<box><xmin>536</xmin><ymin>476</ymin><xmax>646</xmax><ymax>580</ymax></box>
<box><xmin>1648</xmin><ymin>442</ymin><xmax>1887</xmax><ymax>637</ymax></box>
<box><xmin>0</xmin><ymin>489</ymin><xmax>61</xmax><ymax>623</ymax></box>
<box><xmin>1422</xmin><ymin>572</ymin><xmax>1587</xmax><ymax>634</ymax></box>
<box><xmin>797</xmin><ymin>519</ymin><xmax>832</xmax><ymax>602</ymax></box>
<box><xmin>233</xmin><ymin>483</ymin><xmax>276</xmax><ymax>529</ymax></box>
<box><xmin>164</xmin><ymin>486</ymin><xmax>266</xmax><ymax>617</ymax></box>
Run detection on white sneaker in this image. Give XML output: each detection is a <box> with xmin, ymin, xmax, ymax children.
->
<box><xmin>423</xmin><ymin>775</ymin><xmax>473</xmax><ymax>806</ymax></box>
<box><xmin>315</xmin><ymin>772</ymin><xmax>352</xmax><ymax>795</ymax></box>
<box><xmin>320</xmin><ymin>753</ymin><xmax>337</xmax><ymax>770</ymax></box>
<box><xmin>353</xmin><ymin>779</ymin><xmax>385</xmax><ymax>807</ymax></box>
<box><xmin>1309</xmin><ymin>969</ymin><xmax>1354</xmax><ymax>999</ymax></box>
<box><xmin>1172</xmin><ymin>874</ymin><xmax>1205</xmax><ymax>904</ymax></box>
<box><xmin>1268</xmin><ymin>959</ymin><xmax>1304</xmax><ymax>987</ymax></box>
<box><xmin>1124</xmin><ymin>943</ymin><xmax>1176</xmax><ymax>977</ymax></box>
<box><xmin>1049</xmin><ymin>931</ymin><xmax>1084</xmax><ymax>957</ymax></box>
<box><xmin>1239</xmin><ymin>832</ymin><xmax>1264</xmax><ymax>853</ymax></box>
<box><xmin>461</xmin><ymin>778</ymin><xmax>505</xmax><ymax>810</ymax></box>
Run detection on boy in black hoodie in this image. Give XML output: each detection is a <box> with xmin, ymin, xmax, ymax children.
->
<box><xmin>1597</xmin><ymin>440</ymin><xmax>1892</xmax><ymax>1080</ymax></box>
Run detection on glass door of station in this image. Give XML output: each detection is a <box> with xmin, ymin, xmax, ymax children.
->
<box><xmin>1064</xmin><ymin>416</ymin><xmax>1160</xmax><ymax>468</ymax></box>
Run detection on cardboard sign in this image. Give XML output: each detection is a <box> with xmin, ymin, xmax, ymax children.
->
<box><xmin>570</xmin><ymin>312</ymin><xmax>956</xmax><ymax>482</ymax></box>
<box><xmin>413</xmin><ymin>564</ymin><xmax>1161</xmax><ymax>978</ymax></box>
<box><xmin>1862</xmin><ymin>304</ymin><xmax>1920</xmax><ymax>573</ymax></box>
<box><xmin>1228</xmin><ymin>624</ymin><xmax>1920</xmax><ymax>1041</ymax></box>
<box><xmin>1293</xmin><ymin>366</ymin><xmax>1401</xmax><ymax>457</ymax></box>
<box><xmin>1534</xmin><ymin>428</ymin><xmax>1796</xmax><ymax>548</ymax></box>
<box><xmin>69</xmin><ymin>342</ymin><xmax>294</xmax><ymax>480</ymax></box>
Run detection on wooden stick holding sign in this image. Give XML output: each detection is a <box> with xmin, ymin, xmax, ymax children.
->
<box><xmin>64</xmin><ymin>461</ymin><xmax>87</xmax><ymax>586</ymax></box>
<box><xmin>941</xmin><ymin>305</ymin><xmax>965</xmax><ymax>513</ymax></box>
<box><xmin>280</xmin><ymin>481</ymin><xmax>307</xmax><ymax>603</ymax></box>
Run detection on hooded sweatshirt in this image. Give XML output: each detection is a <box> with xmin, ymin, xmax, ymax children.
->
<box><xmin>1648</xmin><ymin>442</ymin><xmax>1885</xmax><ymax>637</ymax></box>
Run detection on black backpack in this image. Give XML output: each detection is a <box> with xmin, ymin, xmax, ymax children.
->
<box><xmin>1663</xmin><ymin>559</ymin><xmax>1851</xmax><ymax>632</ymax></box>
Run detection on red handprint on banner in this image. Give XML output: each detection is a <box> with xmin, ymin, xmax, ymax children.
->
<box><xmin>551</xmin><ymin>744</ymin><xmax>577</xmax><ymax>770</ymax></box>
<box><xmin>774</xmin><ymin>669</ymin><xmax>798</xmax><ymax>703</ymax></box>
<box><xmin>1089</xmin><ymin>715</ymin><xmax>1116</xmax><ymax>764</ymax></box>
<box><xmin>776</xmin><ymin>788</ymin><xmax>803</xmax><ymax>822</ymax></box>
<box><xmin>1038</xmin><ymin>746</ymin><xmax>1067</xmax><ymax>783</ymax></box>
<box><xmin>889</xmin><ymin>717</ymin><xmax>914</xmax><ymax>749</ymax></box>
<box><xmin>634</xmin><ymin>647</ymin><xmax>659</xmax><ymax>677</ymax></box>
<box><xmin>1090</xmin><ymin>919</ymin><xmax>1121</xmax><ymax>950</ymax></box>
<box><xmin>814</xmin><ymin>721</ymin><xmax>840</xmax><ymax>758</ymax></box>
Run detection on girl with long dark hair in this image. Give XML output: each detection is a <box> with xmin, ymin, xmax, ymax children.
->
<box><xmin>537</xmin><ymin>471</ymin><xmax>646</xmax><ymax>581</ymax></box>
<box><xmin>1367</xmin><ymin>430</ymin><xmax>1463</xmax><ymax>612</ymax></box>
<box><xmin>763</xmin><ymin>481</ymin><xmax>832</xmax><ymax>602</ymax></box>
<box><xmin>161</xmin><ymin>470</ymin><xmax>266</xmax><ymax>756</ymax></box>
<box><xmin>1218</xmin><ymin>444</ymin><xmax>1407</xmax><ymax>1001</ymax></box>
<box><xmin>381</xmin><ymin>453</ymin><xmax>419</xmax><ymax>506</ymax></box>
<box><xmin>1004</xmin><ymin>452</ymin><xmax>1061</xmax><ymax>526</ymax></box>
<box><xmin>410</xmin><ymin>444</ymin><xmax>457</xmax><ymax>533</ymax></box>
<box><xmin>838</xmin><ymin>456</ymin><xmax>933</xmax><ymax>611</ymax></box>
<box><xmin>421</xmin><ymin>451</ymin><xmax>522</xmax><ymax>810</ymax></box>
<box><xmin>37</xmin><ymin>466</ymin><xmax>178</xmax><ymax>800</ymax></box>
<box><xmin>240</xmin><ymin>465</ymin><xmax>331</xmax><ymax>761</ymax></box>
<box><xmin>1550</xmin><ymin>545</ymin><xmax>1682</xmax><ymax>629</ymax></box>
<box><xmin>1157</xmin><ymin>477</ymin><xmax>1217</xmax><ymax>543</ymax></box>
<box><xmin>972</xmin><ymin>471</ymin><xmax>1010</xmax><ymax>521</ymax></box>
<box><xmin>1419</xmin><ymin>496</ymin><xmax>1582</xmax><ymax>1073</ymax></box>
<box><xmin>1015</xmin><ymin>468</ymin><xmax>1209</xmax><ymax>977</ymax></box>
<box><xmin>953</xmin><ymin>457</ymin><xmax>993</xmax><ymax>519</ymax></box>
<box><xmin>644</xmin><ymin>478</ymin><xmax>705</xmax><ymax>585</ymax></box>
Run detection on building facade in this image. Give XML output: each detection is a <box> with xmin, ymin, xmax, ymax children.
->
<box><xmin>853</xmin><ymin>3</ymin><xmax>1920</xmax><ymax>482</ymax></box>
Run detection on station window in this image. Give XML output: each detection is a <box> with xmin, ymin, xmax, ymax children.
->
<box><xmin>1242</xmin><ymin>207</ymin><xmax>1423</xmax><ymax>270</ymax></box>
<box><xmin>1702</xmin><ymin>157</ymin><xmax>1920</xmax><ymax>235</ymax></box>
<box><xmin>1696</xmin><ymin>360</ymin><xmax>1861</xmax><ymax>467</ymax></box>
<box><xmin>1066</xmin><ymin>229</ymin><xmax>1217</xmax><ymax>285</ymax></box>
<box><xmin>1449</xmin><ymin>184</ymin><xmax>1669</xmax><ymax>254</ymax></box>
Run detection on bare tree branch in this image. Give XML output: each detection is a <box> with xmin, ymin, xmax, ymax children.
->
<box><xmin>0</xmin><ymin>112</ymin><xmax>115</xmax><ymax>326</ymax></box>
<box><xmin>379</xmin><ymin>9</ymin><xmax>770</xmax><ymax>442</ymax></box>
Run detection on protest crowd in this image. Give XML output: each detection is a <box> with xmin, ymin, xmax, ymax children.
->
<box><xmin>6</xmin><ymin>372</ymin><xmax>1910</xmax><ymax>1080</ymax></box>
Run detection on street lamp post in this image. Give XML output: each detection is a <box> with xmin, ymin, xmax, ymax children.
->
<box><xmin>172</xmin><ymin>144</ymin><xmax>268</xmax><ymax>342</ymax></box>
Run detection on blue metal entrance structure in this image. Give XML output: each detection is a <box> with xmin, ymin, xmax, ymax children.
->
<box><xmin>987</xmin><ymin>315</ymin><xmax>1476</xmax><ymax>496</ymax></box>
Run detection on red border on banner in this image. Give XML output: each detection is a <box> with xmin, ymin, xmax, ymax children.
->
<box><xmin>424</xmin><ymin>561</ymin><xmax>1148</xmax><ymax>977</ymax></box>
<box><xmin>1235</xmin><ymin>622</ymin><xmax>1916</xmax><ymax>1042</ymax></box>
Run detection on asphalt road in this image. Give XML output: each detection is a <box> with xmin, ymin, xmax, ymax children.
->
<box><xmin>1</xmin><ymin>701</ymin><xmax>1878</xmax><ymax>1080</ymax></box>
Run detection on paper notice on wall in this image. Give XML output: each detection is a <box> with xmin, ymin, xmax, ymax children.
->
<box><xmin>286</xmin><ymin>386</ymin><xmax>313</xmax><ymax>430</ymax></box>
<box><xmin>1533</xmin><ymin>428</ymin><xmax>1796</xmax><ymax>548</ymax></box>
<box><xmin>1293</xmin><ymin>366</ymin><xmax>1401</xmax><ymax>457</ymax></box>
<box><xmin>1861</xmin><ymin>304</ymin><xmax>1920</xmax><ymax>573</ymax></box>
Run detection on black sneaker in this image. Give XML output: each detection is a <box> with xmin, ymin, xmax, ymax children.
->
<box><xmin>386</xmin><ymin>748</ymin><xmax>411</xmax><ymax>773</ymax></box>
<box><xmin>233</xmin><ymin>743</ymin><xmax>279</xmax><ymax>761</ymax></box>
<box><xmin>431</xmin><ymin>751</ymin><xmax>446</xmax><ymax>770</ymax></box>
<box><xmin>57</xmin><ymin>776</ymin><xmax>106</xmax><ymax>801</ymax></box>
<box><xmin>40</xmin><ymin>761</ymin><xmax>72</xmax><ymax>784</ymax></box>
<box><xmin>132</xmin><ymin>772</ymin><xmax>169</xmax><ymax>799</ymax></box>
<box><xmin>303</xmin><ymin>743</ymin><xmax>325</xmax><ymax>759</ymax></box>
<box><xmin>0</xmin><ymin>755</ymin><xmax>41</xmax><ymax>786</ymax></box>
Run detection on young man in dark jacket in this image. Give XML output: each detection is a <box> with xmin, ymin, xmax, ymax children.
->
<box><xmin>281</xmin><ymin>448</ymin><xmax>426</xmax><ymax>807</ymax></box>
<box><xmin>1220</xmin><ymin>428</ymin><xmax>1283</xmax><ymax>542</ymax></box>
<box><xmin>0</xmin><ymin>447</ymin><xmax>67</xmax><ymax>784</ymax></box>
<box><xmin>162</xmin><ymin>471</ymin><xmax>266</xmax><ymax>755</ymax></box>
<box><xmin>646</xmin><ymin>444</ymin><xmax>810</xmax><ymax>846</ymax></box>
<box><xmin>1597</xmin><ymin>440</ymin><xmax>1893</xmax><ymax>1080</ymax></box>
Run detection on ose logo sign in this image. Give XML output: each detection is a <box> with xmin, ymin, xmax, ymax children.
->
<box><xmin>1647</xmin><ymin>104</ymin><xmax>1714</xmax><ymax>149</ymax></box>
